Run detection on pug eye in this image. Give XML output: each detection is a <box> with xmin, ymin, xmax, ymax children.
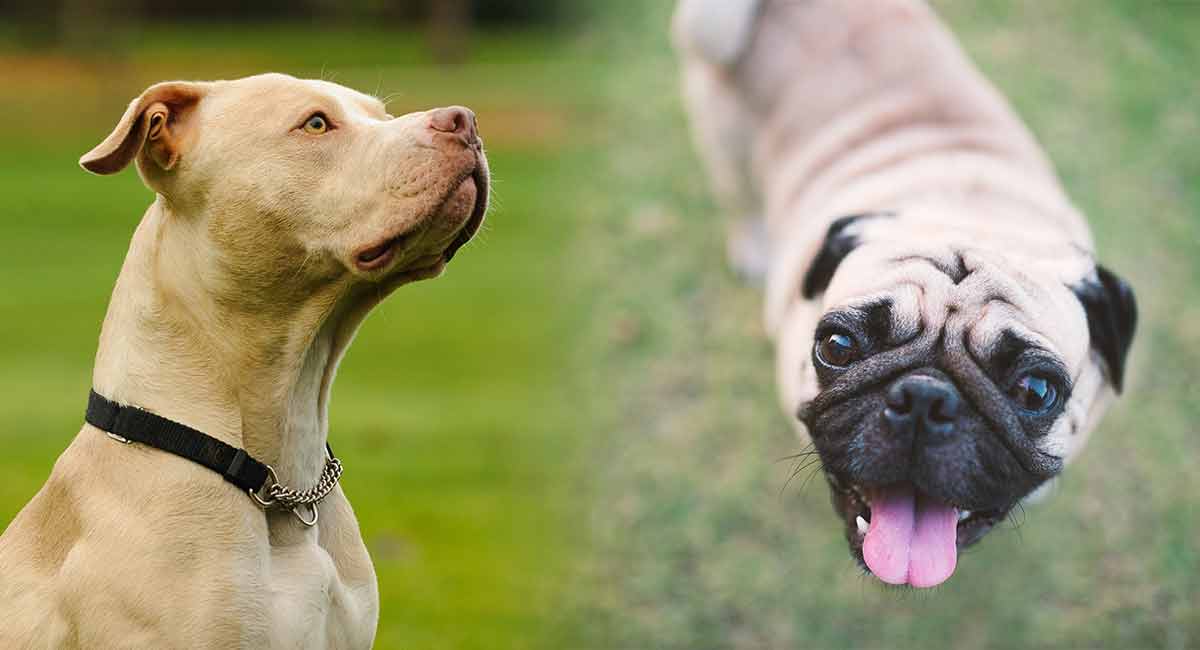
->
<box><xmin>302</xmin><ymin>113</ymin><xmax>330</xmax><ymax>135</ymax></box>
<box><xmin>816</xmin><ymin>332</ymin><xmax>858</xmax><ymax>368</ymax></box>
<box><xmin>1011</xmin><ymin>374</ymin><xmax>1059</xmax><ymax>414</ymax></box>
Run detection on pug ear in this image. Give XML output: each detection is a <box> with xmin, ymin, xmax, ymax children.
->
<box><xmin>802</xmin><ymin>213</ymin><xmax>888</xmax><ymax>299</ymax></box>
<box><xmin>1072</xmin><ymin>265</ymin><xmax>1137</xmax><ymax>392</ymax></box>
<box><xmin>80</xmin><ymin>81</ymin><xmax>206</xmax><ymax>175</ymax></box>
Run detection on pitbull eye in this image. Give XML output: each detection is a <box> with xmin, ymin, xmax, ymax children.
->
<box><xmin>816</xmin><ymin>332</ymin><xmax>859</xmax><ymax>368</ymax></box>
<box><xmin>302</xmin><ymin>113</ymin><xmax>330</xmax><ymax>135</ymax></box>
<box><xmin>1011</xmin><ymin>374</ymin><xmax>1059</xmax><ymax>414</ymax></box>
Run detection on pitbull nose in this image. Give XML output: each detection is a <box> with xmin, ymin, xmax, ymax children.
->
<box><xmin>428</xmin><ymin>106</ymin><xmax>479</xmax><ymax>147</ymax></box>
<box><xmin>884</xmin><ymin>375</ymin><xmax>960</xmax><ymax>436</ymax></box>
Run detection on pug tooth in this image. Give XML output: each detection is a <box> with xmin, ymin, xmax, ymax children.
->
<box><xmin>856</xmin><ymin>515</ymin><xmax>869</xmax><ymax>535</ymax></box>
<box><xmin>958</xmin><ymin>510</ymin><xmax>972</xmax><ymax>522</ymax></box>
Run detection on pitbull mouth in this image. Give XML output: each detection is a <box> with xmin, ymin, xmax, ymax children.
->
<box><xmin>828</xmin><ymin>473</ymin><xmax>1010</xmax><ymax>588</ymax></box>
<box><xmin>355</xmin><ymin>233</ymin><xmax>410</xmax><ymax>271</ymax></box>
<box><xmin>442</xmin><ymin>164</ymin><xmax>489</xmax><ymax>262</ymax></box>
<box><xmin>353</xmin><ymin>162</ymin><xmax>488</xmax><ymax>274</ymax></box>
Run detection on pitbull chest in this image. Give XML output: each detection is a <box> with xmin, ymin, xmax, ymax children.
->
<box><xmin>264</xmin><ymin>538</ymin><xmax>379</xmax><ymax>649</ymax></box>
<box><xmin>0</xmin><ymin>476</ymin><xmax>380</xmax><ymax>649</ymax></box>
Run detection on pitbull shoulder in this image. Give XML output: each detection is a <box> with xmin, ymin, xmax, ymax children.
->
<box><xmin>1</xmin><ymin>426</ymin><xmax>377</xmax><ymax>648</ymax></box>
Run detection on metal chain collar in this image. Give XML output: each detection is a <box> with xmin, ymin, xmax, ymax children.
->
<box><xmin>249</xmin><ymin>451</ymin><xmax>343</xmax><ymax>527</ymax></box>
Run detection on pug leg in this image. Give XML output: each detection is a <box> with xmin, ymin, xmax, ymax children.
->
<box><xmin>680</xmin><ymin>61</ymin><xmax>768</xmax><ymax>284</ymax></box>
<box><xmin>726</xmin><ymin>216</ymin><xmax>769</xmax><ymax>285</ymax></box>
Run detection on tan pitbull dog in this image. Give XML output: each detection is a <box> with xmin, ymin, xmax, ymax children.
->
<box><xmin>673</xmin><ymin>0</ymin><xmax>1136</xmax><ymax>588</ymax></box>
<box><xmin>0</xmin><ymin>74</ymin><xmax>487</xmax><ymax>647</ymax></box>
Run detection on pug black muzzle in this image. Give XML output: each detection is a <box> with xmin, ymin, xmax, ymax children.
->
<box><xmin>798</xmin><ymin>301</ymin><xmax>1077</xmax><ymax>586</ymax></box>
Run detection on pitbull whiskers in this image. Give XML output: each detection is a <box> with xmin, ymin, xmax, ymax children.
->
<box><xmin>674</xmin><ymin>0</ymin><xmax>1136</xmax><ymax>587</ymax></box>
<box><xmin>0</xmin><ymin>74</ymin><xmax>487</xmax><ymax>647</ymax></box>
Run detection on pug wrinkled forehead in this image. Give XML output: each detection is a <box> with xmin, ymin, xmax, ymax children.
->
<box><xmin>786</xmin><ymin>211</ymin><xmax>1136</xmax><ymax>588</ymax></box>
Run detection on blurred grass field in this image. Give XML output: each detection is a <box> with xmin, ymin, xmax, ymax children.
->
<box><xmin>0</xmin><ymin>24</ymin><xmax>599</xmax><ymax>650</ymax></box>
<box><xmin>574</xmin><ymin>1</ymin><xmax>1199</xmax><ymax>648</ymax></box>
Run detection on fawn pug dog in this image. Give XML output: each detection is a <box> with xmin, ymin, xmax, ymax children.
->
<box><xmin>0</xmin><ymin>74</ymin><xmax>487</xmax><ymax>647</ymax></box>
<box><xmin>673</xmin><ymin>0</ymin><xmax>1136</xmax><ymax>587</ymax></box>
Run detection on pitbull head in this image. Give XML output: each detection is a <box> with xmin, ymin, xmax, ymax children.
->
<box><xmin>79</xmin><ymin>73</ymin><xmax>488</xmax><ymax>307</ymax></box>
<box><xmin>783</xmin><ymin>210</ymin><xmax>1136</xmax><ymax>588</ymax></box>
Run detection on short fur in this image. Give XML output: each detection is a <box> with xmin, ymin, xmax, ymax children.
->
<box><xmin>673</xmin><ymin>0</ymin><xmax>1135</xmax><ymax>579</ymax></box>
<box><xmin>0</xmin><ymin>73</ymin><xmax>488</xmax><ymax>647</ymax></box>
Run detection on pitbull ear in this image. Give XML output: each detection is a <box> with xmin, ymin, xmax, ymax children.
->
<box><xmin>671</xmin><ymin>0</ymin><xmax>763</xmax><ymax>66</ymax></box>
<box><xmin>802</xmin><ymin>213</ymin><xmax>887</xmax><ymax>299</ymax></box>
<box><xmin>1072</xmin><ymin>264</ymin><xmax>1137</xmax><ymax>392</ymax></box>
<box><xmin>80</xmin><ymin>81</ymin><xmax>206</xmax><ymax>175</ymax></box>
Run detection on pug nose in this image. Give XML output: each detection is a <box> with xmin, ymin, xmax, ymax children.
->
<box><xmin>428</xmin><ymin>106</ymin><xmax>479</xmax><ymax>148</ymax></box>
<box><xmin>884</xmin><ymin>375</ymin><xmax>960</xmax><ymax>436</ymax></box>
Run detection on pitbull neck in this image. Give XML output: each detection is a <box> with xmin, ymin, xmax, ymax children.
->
<box><xmin>92</xmin><ymin>198</ymin><xmax>361</xmax><ymax>491</ymax></box>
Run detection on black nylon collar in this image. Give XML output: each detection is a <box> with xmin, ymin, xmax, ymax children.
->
<box><xmin>86</xmin><ymin>389</ymin><xmax>272</xmax><ymax>494</ymax></box>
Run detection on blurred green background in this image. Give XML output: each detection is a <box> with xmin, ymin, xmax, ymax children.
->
<box><xmin>2</xmin><ymin>0</ymin><xmax>1198</xmax><ymax>649</ymax></box>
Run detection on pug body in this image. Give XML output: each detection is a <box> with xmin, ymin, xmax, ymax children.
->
<box><xmin>672</xmin><ymin>0</ymin><xmax>1136</xmax><ymax>587</ymax></box>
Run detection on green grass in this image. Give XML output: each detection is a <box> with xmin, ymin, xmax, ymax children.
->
<box><xmin>0</xmin><ymin>27</ymin><xmax>595</xmax><ymax>650</ymax></box>
<box><xmin>572</xmin><ymin>1</ymin><xmax>1200</xmax><ymax>648</ymax></box>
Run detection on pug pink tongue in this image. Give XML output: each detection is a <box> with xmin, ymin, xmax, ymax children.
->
<box><xmin>862</xmin><ymin>484</ymin><xmax>916</xmax><ymax>584</ymax></box>
<box><xmin>863</xmin><ymin>485</ymin><xmax>959</xmax><ymax>588</ymax></box>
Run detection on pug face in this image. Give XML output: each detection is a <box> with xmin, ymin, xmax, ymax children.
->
<box><xmin>778</xmin><ymin>211</ymin><xmax>1136</xmax><ymax>588</ymax></box>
